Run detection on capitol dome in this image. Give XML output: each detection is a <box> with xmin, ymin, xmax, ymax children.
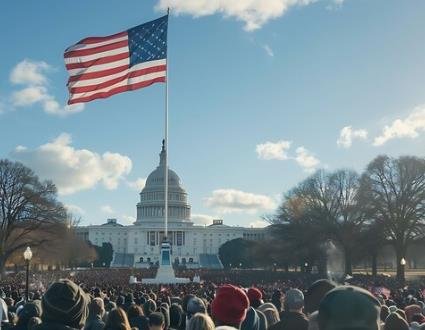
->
<box><xmin>135</xmin><ymin>142</ymin><xmax>191</xmax><ymax>224</ymax></box>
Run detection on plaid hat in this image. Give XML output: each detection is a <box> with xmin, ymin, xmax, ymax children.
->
<box><xmin>212</xmin><ymin>284</ymin><xmax>250</xmax><ymax>326</ymax></box>
<box><xmin>318</xmin><ymin>286</ymin><xmax>381</xmax><ymax>330</ymax></box>
<box><xmin>285</xmin><ymin>289</ymin><xmax>304</xmax><ymax>310</ymax></box>
<box><xmin>41</xmin><ymin>279</ymin><xmax>89</xmax><ymax>329</ymax></box>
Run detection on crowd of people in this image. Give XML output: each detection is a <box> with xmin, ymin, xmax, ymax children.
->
<box><xmin>0</xmin><ymin>268</ymin><xmax>425</xmax><ymax>330</ymax></box>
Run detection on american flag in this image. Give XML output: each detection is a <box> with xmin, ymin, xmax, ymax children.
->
<box><xmin>64</xmin><ymin>15</ymin><xmax>168</xmax><ymax>105</ymax></box>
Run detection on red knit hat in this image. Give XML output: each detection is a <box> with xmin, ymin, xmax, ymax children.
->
<box><xmin>212</xmin><ymin>284</ymin><xmax>250</xmax><ymax>326</ymax></box>
<box><xmin>247</xmin><ymin>287</ymin><xmax>263</xmax><ymax>306</ymax></box>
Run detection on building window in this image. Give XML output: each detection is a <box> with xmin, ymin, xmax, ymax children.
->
<box><xmin>149</xmin><ymin>232</ymin><xmax>156</xmax><ymax>246</ymax></box>
<box><xmin>176</xmin><ymin>231</ymin><xmax>184</xmax><ymax>246</ymax></box>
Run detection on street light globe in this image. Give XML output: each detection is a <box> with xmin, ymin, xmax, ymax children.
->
<box><xmin>400</xmin><ymin>257</ymin><xmax>406</xmax><ymax>266</ymax></box>
<box><xmin>23</xmin><ymin>247</ymin><xmax>32</xmax><ymax>261</ymax></box>
<box><xmin>305</xmin><ymin>262</ymin><xmax>308</xmax><ymax>267</ymax></box>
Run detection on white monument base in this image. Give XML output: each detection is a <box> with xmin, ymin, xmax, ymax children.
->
<box><xmin>142</xmin><ymin>241</ymin><xmax>190</xmax><ymax>284</ymax></box>
<box><xmin>142</xmin><ymin>265</ymin><xmax>190</xmax><ymax>284</ymax></box>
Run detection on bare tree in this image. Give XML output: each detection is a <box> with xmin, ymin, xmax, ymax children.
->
<box><xmin>0</xmin><ymin>159</ymin><xmax>67</xmax><ymax>275</ymax></box>
<box><xmin>360</xmin><ymin>155</ymin><xmax>425</xmax><ymax>281</ymax></box>
<box><xmin>274</xmin><ymin>169</ymin><xmax>366</xmax><ymax>274</ymax></box>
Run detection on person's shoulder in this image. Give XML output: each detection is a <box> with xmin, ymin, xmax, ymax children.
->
<box><xmin>268</xmin><ymin>320</ymin><xmax>284</xmax><ymax>330</ymax></box>
<box><xmin>33</xmin><ymin>323</ymin><xmax>80</xmax><ymax>330</ymax></box>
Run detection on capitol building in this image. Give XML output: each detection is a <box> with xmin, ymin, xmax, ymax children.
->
<box><xmin>77</xmin><ymin>143</ymin><xmax>267</xmax><ymax>268</ymax></box>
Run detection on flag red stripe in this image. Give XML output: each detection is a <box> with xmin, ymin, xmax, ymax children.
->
<box><xmin>68</xmin><ymin>65</ymin><xmax>166</xmax><ymax>93</ymax></box>
<box><xmin>67</xmin><ymin>64</ymin><xmax>129</xmax><ymax>82</ymax></box>
<box><xmin>68</xmin><ymin>77</ymin><xmax>165</xmax><ymax>104</ymax></box>
<box><xmin>64</xmin><ymin>40</ymin><xmax>128</xmax><ymax>58</ymax></box>
<box><xmin>74</xmin><ymin>31</ymin><xmax>127</xmax><ymax>46</ymax></box>
<box><xmin>65</xmin><ymin>52</ymin><xmax>129</xmax><ymax>70</ymax></box>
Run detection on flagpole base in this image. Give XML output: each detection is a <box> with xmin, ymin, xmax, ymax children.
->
<box><xmin>142</xmin><ymin>241</ymin><xmax>190</xmax><ymax>284</ymax></box>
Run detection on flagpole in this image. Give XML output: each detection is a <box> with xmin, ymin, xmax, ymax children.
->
<box><xmin>164</xmin><ymin>8</ymin><xmax>170</xmax><ymax>241</ymax></box>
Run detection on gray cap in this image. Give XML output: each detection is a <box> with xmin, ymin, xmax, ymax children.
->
<box><xmin>186</xmin><ymin>297</ymin><xmax>206</xmax><ymax>319</ymax></box>
<box><xmin>285</xmin><ymin>289</ymin><xmax>304</xmax><ymax>310</ymax></box>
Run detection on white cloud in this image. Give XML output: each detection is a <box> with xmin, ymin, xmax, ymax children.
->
<box><xmin>192</xmin><ymin>214</ymin><xmax>215</xmax><ymax>225</ymax></box>
<box><xmin>373</xmin><ymin>105</ymin><xmax>425</xmax><ymax>146</ymax></box>
<box><xmin>65</xmin><ymin>204</ymin><xmax>86</xmax><ymax>216</ymax></box>
<box><xmin>256</xmin><ymin>140</ymin><xmax>291</xmax><ymax>160</ymax></box>
<box><xmin>205</xmin><ymin>189</ymin><xmax>276</xmax><ymax>214</ymax></box>
<box><xmin>156</xmin><ymin>0</ymin><xmax>321</xmax><ymax>31</ymax></box>
<box><xmin>295</xmin><ymin>146</ymin><xmax>320</xmax><ymax>172</ymax></box>
<box><xmin>10</xmin><ymin>59</ymin><xmax>84</xmax><ymax>116</ymax></box>
<box><xmin>127</xmin><ymin>177</ymin><xmax>147</xmax><ymax>191</ymax></box>
<box><xmin>100</xmin><ymin>205</ymin><xmax>114</xmax><ymax>214</ymax></box>
<box><xmin>263</xmin><ymin>44</ymin><xmax>274</xmax><ymax>57</ymax></box>
<box><xmin>10</xmin><ymin>59</ymin><xmax>50</xmax><ymax>85</ymax></box>
<box><xmin>12</xmin><ymin>86</ymin><xmax>48</xmax><ymax>106</ymax></box>
<box><xmin>337</xmin><ymin>126</ymin><xmax>368</xmax><ymax>148</ymax></box>
<box><xmin>256</xmin><ymin>139</ymin><xmax>321</xmax><ymax>172</ymax></box>
<box><xmin>121</xmin><ymin>215</ymin><xmax>136</xmax><ymax>225</ymax></box>
<box><xmin>248</xmin><ymin>219</ymin><xmax>269</xmax><ymax>228</ymax></box>
<box><xmin>11</xmin><ymin>133</ymin><xmax>132</xmax><ymax>195</ymax></box>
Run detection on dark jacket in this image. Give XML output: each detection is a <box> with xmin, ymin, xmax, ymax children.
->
<box><xmin>33</xmin><ymin>323</ymin><xmax>81</xmax><ymax>330</ymax></box>
<box><xmin>269</xmin><ymin>311</ymin><xmax>309</xmax><ymax>330</ymax></box>
<box><xmin>84</xmin><ymin>315</ymin><xmax>105</xmax><ymax>330</ymax></box>
<box><xmin>129</xmin><ymin>315</ymin><xmax>149</xmax><ymax>330</ymax></box>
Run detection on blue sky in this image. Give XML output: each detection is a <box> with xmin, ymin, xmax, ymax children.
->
<box><xmin>1</xmin><ymin>0</ymin><xmax>424</xmax><ymax>227</ymax></box>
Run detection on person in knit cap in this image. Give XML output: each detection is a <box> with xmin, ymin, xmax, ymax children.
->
<box><xmin>384</xmin><ymin>312</ymin><xmax>409</xmax><ymax>330</ymax></box>
<box><xmin>269</xmin><ymin>289</ymin><xmax>308</xmax><ymax>330</ymax></box>
<box><xmin>34</xmin><ymin>279</ymin><xmax>89</xmax><ymax>330</ymax></box>
<box><xmin>304</xmin><ymin>280</ymin><xmax>337</xmax><ymax>315</ymax></box>
<box><xmin>405</xmin><ymin>304</ymin><xmax>423</xmax><ymax>324</ymax></box>
<box><xmin>212</xmin><ymin>284</ymin><xmax>250</xmax><ymax>329</ymax></box>
<box><xmin>241</xmin><ymin>307</ymin><xmax>268</xmax><ymax>330</ymax></box>
<box><xmin>258</xmin><ymin>304</ymin><xmax>280</xmax><ymax>328</ymax></box>
<box><xmin>247</xmin><ymin>288</ymin><xmax>263</xmax><ymax>309</ymax></box>
<box><xmin>186</xmin><ymin>297</ymin><xmax>206</xmax><ymax>322</ymax></box>
<box><xmin>318</xmin><ymin>286</ymin><xmax>381</xmax><ymax>330</ymax></box>
<box><xmin>12</xmin><ymin>302</ymin><xmax>42</xmax><ymax>330</ymax></box>
<box><xmin>84</xmin><ymin>297</ymin><xmax>105</xmax><ymax>330</ymax></box>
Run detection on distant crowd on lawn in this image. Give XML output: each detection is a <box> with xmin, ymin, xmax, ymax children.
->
<box><xmin>0</xmin><ymin>268</ymin><xmax>425</xmax><ymax>330</ymax></box>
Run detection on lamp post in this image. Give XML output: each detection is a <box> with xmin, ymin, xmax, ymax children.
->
<box><xmin>23</xmin><ymin>246</ymin><xmax>32</xmax><ymax>301</ymax></box>
<box><xmin>305</xmin><ymin>262</ymin><xmax>309</xmax><ymax>273</ymax></box>
<box><xmin>400</xmin><ymin>257</ymin><xmax>406</xmax><ymax>283</ymax></box>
